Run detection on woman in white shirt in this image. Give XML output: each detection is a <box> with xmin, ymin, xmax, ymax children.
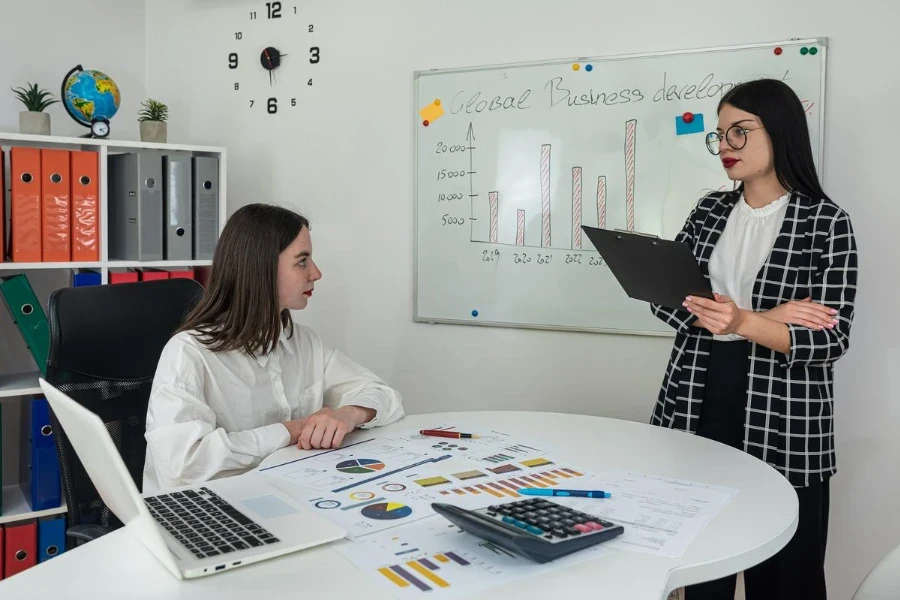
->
<box><xmin>143</xmin><ymin>203</ymin><xmax>404</xmax><ymax>494</ymax></box>
<box><xmin>650</xmin><ymin>79</ymin><xmax>858</xmax><ymax>600</ymax></box>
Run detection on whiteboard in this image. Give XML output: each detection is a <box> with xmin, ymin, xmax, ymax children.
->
<box><xmin>413</xmin><ymin>38</ymin><xmax>827</xmax><ymax>335</ymax></box>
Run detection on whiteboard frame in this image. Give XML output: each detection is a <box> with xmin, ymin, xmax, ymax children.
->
<box><xmin>412</xmin><ymin>37</ymin><xmax>828</xmax><ymax>336</ymax></box>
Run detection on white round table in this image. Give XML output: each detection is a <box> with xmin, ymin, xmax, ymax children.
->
<box><xmin>0</xmin><ymin>411</ymin><xmax>798</xmax><ymax>600</ymax></box>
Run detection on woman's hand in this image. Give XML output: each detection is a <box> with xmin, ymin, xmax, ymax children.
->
<box><xmin>284</xmin><ymin>406</ymin><xmax>375</xmax><ymax>450</ymax></box>
<box><xmin>683</xmin><ymin>293</ymin><xmax>745</xmax><ymax>336</ymax></box>
<box><xmin>762</xmin><ymin>297</ymin><xmax>839</xmax><ymax>330</ymax></box>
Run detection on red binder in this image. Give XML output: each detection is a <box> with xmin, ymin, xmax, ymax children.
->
<box><xmin>10</xmin><ymin>147</ymin><xmax>42</xmax><ymax>262</ymax></box>
<box><xmin>139</xmin><ymin>269</ymin><xmax>169</xmax><ymax>281</ymax></box>
<box><xmin>70</xmin><ymin>150</ymin><xmax>99</xmax><ymax>261</ymax></box>
<box><xmin>109</xmin><ymin>271</ymin><xmax>138</xmax><ymax>284</ymax></box>
<box><xmin>41</xmin><ymin>149</ymin><xmax>71</xmax><ymax>262</ymax></box>
<box><xmin>4</xmin><ymin>520</ymin><xmax>37</xmax><ymax>577</ymax></box>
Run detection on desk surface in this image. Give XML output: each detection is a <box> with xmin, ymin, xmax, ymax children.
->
<box><xmin>0</xmin><ymin>411</ymin><xmax>798</xmax><ymax>599</ymax></box>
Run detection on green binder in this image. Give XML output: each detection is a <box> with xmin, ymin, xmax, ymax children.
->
<box><xmin>0</xmin><ymin>274</ymin><xmax>50</xmax><ymax>375</ymax></box>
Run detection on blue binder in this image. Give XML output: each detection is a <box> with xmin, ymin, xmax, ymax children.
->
<box><xmin>38</xmin><ymin>516</ymin><xmax>67</xmax><ymax>562</ymax></box>
<box><xmin>25</xmin><ymin>397</ymin><xmax>62</xmax><ymax>511</ymax></box>
<box><xmin>72</xmin><ymin>270</ymin><xmax>101</xmax><ymax>286</ymax></box>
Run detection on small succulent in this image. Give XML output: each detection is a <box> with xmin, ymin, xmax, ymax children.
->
<box><xmin>11</xmin><ymin>82</ymin><xmax>58</xmax><ymax>112</ymax></box>
<box><xmin>138</xmin><ymin>98</ymin><xmax>168</xmax><ymax>122</ymax></box>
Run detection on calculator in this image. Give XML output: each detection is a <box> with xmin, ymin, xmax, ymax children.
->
<box><xmin>431</xmin><ymin>498</ymin><xmax>624</xmax><ymax>563</ymax></box>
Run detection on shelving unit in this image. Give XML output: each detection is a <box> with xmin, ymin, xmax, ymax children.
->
<box><xmin>0</xmin><ymin>131</ymin><xmax>227</xmax><ymax>526</ymax></box>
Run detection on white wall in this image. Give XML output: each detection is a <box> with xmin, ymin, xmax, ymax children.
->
<box><xmin>144</xmin><ymin>1</ymin><xmax>891</xmax><ymax>598</ymax></box>
<box><xmin>0</xmin><ymin>0</ymin><xmax>146</xmax><ymax>139</ymax></box>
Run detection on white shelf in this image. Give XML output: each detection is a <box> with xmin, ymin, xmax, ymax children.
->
<box><xmin>0</xmin><ymin>131</ymin><xmax>225</xmax><ymax>154</ymax></box>
<box><xmin>106</xmin><ymin>259</ymin><xmax>212</xmax><ymax>268</ymax></box>
<box><xmin>0</xmin><ymin>371</ymin><xmax>42</xmax><ymax>398</ymax></box>
<box><xmin>0</xmin><ymin>484</ymin><xmax>67</xmax><ymax>525</ymax></box>
<box><xmin>0</xmin><ymin>262</ymin><xmax>104</xmax><ymax>271</ymax></box>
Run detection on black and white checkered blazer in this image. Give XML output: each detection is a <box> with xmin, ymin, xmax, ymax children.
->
<box><xmin>650</xmin><ymin>189</ymin><xmax>858</xmax><ymax>488</ymax></box>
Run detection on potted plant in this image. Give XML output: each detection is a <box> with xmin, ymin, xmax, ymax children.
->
<box><xmin>138</xmin><ymin>98</ymin><xmax>168</xmax><ymax>143</ymax></box>
<box><xmin>12</xmin><ymin>82</ymin><xmax>58</xmax><ymax>135</ymax></box>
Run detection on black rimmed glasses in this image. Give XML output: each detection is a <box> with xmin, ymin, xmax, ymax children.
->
<box><xmin>705</xmin><ymin>125</ymin><xmax>765</xmax><ymax>155</ymax></box>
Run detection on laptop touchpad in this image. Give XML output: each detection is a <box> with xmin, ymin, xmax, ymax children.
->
<box><xmin>240</xmin><ymin>495</ymin><xmax>300</xmax><ymax>519</ymax></box>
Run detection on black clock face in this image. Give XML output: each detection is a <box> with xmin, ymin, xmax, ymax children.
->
<box><xmin>227</xmin><ymin>2</ymin><xmax>320</xmax><ymax>114</ymax></box>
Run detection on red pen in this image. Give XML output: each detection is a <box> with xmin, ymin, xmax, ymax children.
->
<box><xmin>419</xmin><ymin>429</ymin><xmax>480</xmax><ymax>439</ymax></box>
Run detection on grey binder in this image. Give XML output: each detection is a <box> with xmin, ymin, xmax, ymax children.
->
<box><xmin>192</xmin><ymin>156</ymin><xmax>219</xmax><ymax>260</ymax></box>
<box><xmin>162</xmin><ymin>153</ymin><xmax>193</xmax><ymax>260</ymax></box>
<box><xmin>108</xmin><ymin>151</ymin><xmax>164</xmax><ymax>261</ymax></box>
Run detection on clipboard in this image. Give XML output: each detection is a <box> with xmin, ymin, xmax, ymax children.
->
<box><xmin>581</xmin><ymin>225</ymin><xmax>713</xmax><ymax>310</ymax></box>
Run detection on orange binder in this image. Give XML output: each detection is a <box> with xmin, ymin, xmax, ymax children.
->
<box><xmin>4</xmin><ymin>520</ymin><xmax>37</xmax><ymax>577</ymax></box>
<box><xmin>41</xmin><ymin>149</ymin><xmax>71</xmax><ymax>262</ymax></box>
<box><xmin>1</xmin><ymin>147</ymin><xmax>5</xmax><ymax>263</ymax></box>
<box><xmin>70</xmin><ymin>150</ymin><xmax>99</xmax><ymax>262</ymax></box>
<box><xmin>10</xmin><ymin>147</ymin><xmax>42</xmax><ymax>262</ymax></box>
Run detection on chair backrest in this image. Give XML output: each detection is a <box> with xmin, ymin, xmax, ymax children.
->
<box><xmin>852</xmin><ymin>542</ymin><xmax>900</xmax><ymax>600</ymax></box>
<box><xmin>45</xmin><ymin>278</ymin><xmax>204</xmax><ymax>543</ymax></box>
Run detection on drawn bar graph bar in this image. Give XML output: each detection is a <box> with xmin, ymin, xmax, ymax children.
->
<box><xmin>516</xmin><ymin>210</ymin><xmax>525</xmax><ymax>246</ymax></box>
<box><xmin>388</xmin><ymin>565</ymin><xmax>430</xmax><ymax>591</ymax></box>
<box><xmin>445</xmin><ymin>551</ymin><xmax>471</xmax><ymax>566</ymax></box>
<box><xmin>572</xmin><ymin>167</ymin><xmax>582</xmax><ymax>249</ymax></box>
<box><xmin>625</xmin><ymin>119</ymin><xmax>636</xmax><ymax>231</ymax></box>
<box><xmin>489</xmin><ymin>191</ymin><xmax>498</xmax><ymax>243</ymax></box>
<box><xmin>540</xmin><ymin>144</ymin><xmax>551</xmax><ymax>247</ymax></box>
<box><xmin>407</xmin><ymin>561</ymin><xmax>450</xmax><ymax>588</ymax></box>
<box><xmin>597</xmin><ymin>176</ymin><xmax>607</xmax><ymax>229</ymax></box>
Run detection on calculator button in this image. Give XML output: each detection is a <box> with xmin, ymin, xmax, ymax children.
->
<box><xmin>550</xmin><ymin>528</ymin><xmax>568</xmax><ymax>538</ymax></box>
<box><xmin>599</xmin><ymin>520</ymin><xmax>615</xmax><ymax>528</ymax></box>
<box><xmin>562</xmin><ymin>519</ymin><xmax>576</xmax><ymax>527</ymax></box>
<box><xmin>585</xmin><ymin>521</ymin><xmax>604</xmax><ymax>531</ymax></box>
<box><xmin>502</xmin><ymin>516</ymin><xmax>517</xmax><ymax>525</ymax></box>
<box><xmin>574</xmin><ymin>523</ymin><xmax>592</xmax><ymax>533</ymax></box>
<box><xmin>525</xmin><ymin>525</ymin><xmax>545</xmax><ymax>536</ymax></box>
<box><xmin>549</xmin><ymin>521</ymin><xmax>565</xmax><ymax>530</ymax></box>
<box><xmin>565</xmin><ymin>527</ymin><xmax>582</xmax><ymax>536</ymax></box>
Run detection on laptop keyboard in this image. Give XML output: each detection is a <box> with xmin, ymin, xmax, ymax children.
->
<box><xmin>145</xmin><ymin>487</ymin><xmax>280</xmax><ymax>559</ymax></box>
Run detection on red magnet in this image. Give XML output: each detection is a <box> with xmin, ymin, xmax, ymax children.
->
<box><xmin>423</xmin><ymin>120</ymin><xmax>430</xmax><ymax>126</ymax></box>
<box><xmin>682</xmin><ymin>112</ymin><xmax>694</xmax><ymax>124</ymax></box>
<box><xmin>774</xmin><ymin>47</ymin><xmax>783</xmax><ymax>55</ymax></box>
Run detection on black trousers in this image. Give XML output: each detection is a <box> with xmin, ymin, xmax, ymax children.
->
<box><xmin>685</xmin><ymin>340</ymin><xmax>830</xmax><ymax>600</ymax></box>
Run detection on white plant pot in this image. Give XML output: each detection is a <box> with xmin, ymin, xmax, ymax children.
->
<box><xmin>19</xmin><ymin>111</ymin><xmax>50</xmax><ymax>135</ymax></box>
<box><xmin>140</xmin><ymin>120</ymin><xmax>167</xmax><ymax>143</ymax></box>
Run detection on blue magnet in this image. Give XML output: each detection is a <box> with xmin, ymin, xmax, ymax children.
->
<box><xmin>585</xmin><ymin>64</ymin><xmax>593</xmax><ymax>72</ymax></box>
<box><xmin>675</xmin><ymin>112</ymin><xmax>705</xmax><ymax>135</ymax></box>
<box><xmin>471</xmin><ymin>310</ymin><xmax>479</xmax><ymax>317</ymax></box>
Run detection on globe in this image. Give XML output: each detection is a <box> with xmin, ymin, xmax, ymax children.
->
<box><xmin>61</xmin><ymin>65</ymin><xmax>121</xmax><ymax>128</ymax></box>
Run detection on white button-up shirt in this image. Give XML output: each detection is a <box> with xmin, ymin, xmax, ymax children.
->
<box><xmin>142</xmin><ymin>323</ymin><xmax>404</xmax><ymax>494</ymax></box>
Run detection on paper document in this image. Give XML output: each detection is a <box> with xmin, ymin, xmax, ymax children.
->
<box><xmin>335</xmin><ymin>514</ymin><xmax>610</xmax><ymax>599</ymax></box>
<box><xmin>553</xmin><ymin>470</ymin><xmax>739</xmax><ymax>558</ymax></box>
<box><xmin>259</xmin><ymin>429</ymin><xmax>592</xmax><ymax>539</ymax></box>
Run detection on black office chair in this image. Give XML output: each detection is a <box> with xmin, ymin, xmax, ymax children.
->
<box><xmin>45</xmin><ymin>277</ymin><xmax>204</xmax><ymax>549</ymax></box>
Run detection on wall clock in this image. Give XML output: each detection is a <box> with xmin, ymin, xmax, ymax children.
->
<box><xmin>227</xmin><ymin>1</ymin><xmax>320</xmax><ymax>114</ymax></box>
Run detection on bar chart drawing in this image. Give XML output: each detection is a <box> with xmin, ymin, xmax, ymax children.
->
<box><xmin>477</xmin><ymin>120</ymin><xmax>637</xmax><ymax>252</ymax></box>
<box><xmin>437</xmin><ymin>468</ymin><xmax>584</xmax><ymax>499</ymax></box>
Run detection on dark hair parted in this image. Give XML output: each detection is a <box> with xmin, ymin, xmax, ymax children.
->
<box><xmin>178</xmin><ymin>203</ymin><xmax>310</xmax><ymax>357</ymax></box>
<box><xmin>719</xmin><ymin>78</ymin><xmax>830</xmax><ymax>201</ymax></box>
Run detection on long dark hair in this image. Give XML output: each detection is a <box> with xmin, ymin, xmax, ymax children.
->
<box><xmin>178</xmin><ymin>203</ymin><xmax>310</xmax><ymax>357</ymax></box>
<box><xmin>719</xmin><ymin>78</ymin><xmax>830</xmax><ymax>201</ymax></box>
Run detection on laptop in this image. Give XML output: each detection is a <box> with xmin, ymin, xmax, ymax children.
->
<box><xmin>39</xmin><ymin>378</ymin><xmax>346</xmax><ymax>579</ymax></box>
<box><xmin>581</xmin><ymin>225</ymin><xmax>713</xmax><ymax>309</ymax></box>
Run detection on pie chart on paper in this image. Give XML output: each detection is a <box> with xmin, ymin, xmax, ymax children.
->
<box><xmin>336</xmin><ymin>458</ymin><xmax>386</xmax><ymax>474</ymax></box>
<box><xmin>361</xmin><ymin>502</ymin><xmax>413</xmax><ymax>520</ymax></box>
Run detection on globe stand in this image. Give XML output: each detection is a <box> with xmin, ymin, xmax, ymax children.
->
<box><xmin>61</xmin><ymin>64</ymin><xmax>116</xmax><ymax>140</ymax></box>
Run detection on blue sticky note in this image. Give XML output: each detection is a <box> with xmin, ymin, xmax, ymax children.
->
<box><xmin>675</xmin><ymin>113</ymin><xmax>705</xmax><ymax>135</ymax></box>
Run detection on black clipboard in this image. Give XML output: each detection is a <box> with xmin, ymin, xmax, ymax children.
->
<box><xmin>581</xmin><ymin>225</ymin><xmax>713</xmax><ymax>309</ymax></box>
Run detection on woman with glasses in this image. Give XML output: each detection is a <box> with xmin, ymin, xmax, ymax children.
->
<box><xmin>650</xmin><ymin>78</ymin><xmax>858</xmax><ymax>600</ymax></box>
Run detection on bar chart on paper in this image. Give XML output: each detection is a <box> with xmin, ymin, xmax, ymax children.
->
<box><xmin>337</xmin><ymin>513</ymin><xmax>609</xmax><ymax>598</ymax></box>
<box><xmin>414</xmin><ymin>39</ymin><xmax>826</xmax><ymax>334</ymax></box>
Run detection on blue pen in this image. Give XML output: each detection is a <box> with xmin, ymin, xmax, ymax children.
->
<box><xmin>518</xmin><ymin>488</ymin><xmax>611</xmax><ymax>498</ymax></box>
